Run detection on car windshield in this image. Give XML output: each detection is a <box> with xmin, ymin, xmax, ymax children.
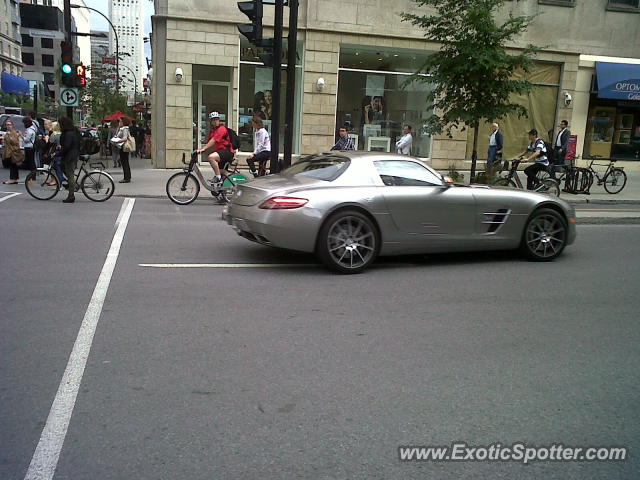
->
<box><xmin>282</xmin><ymin>154</ymin><xmax>350</xmax><ymax>181</ymax></box>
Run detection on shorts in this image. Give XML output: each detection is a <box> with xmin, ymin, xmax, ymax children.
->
<box><xmin>215</xmin><ymin>149</ymin><xmax>233</xmax><ymax>168</ymax></box>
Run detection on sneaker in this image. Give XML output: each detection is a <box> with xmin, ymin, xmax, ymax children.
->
<box><xmin>209</xmin><ymin>175</ymin><xmax>222</xmax><ymax>185</ymax></box>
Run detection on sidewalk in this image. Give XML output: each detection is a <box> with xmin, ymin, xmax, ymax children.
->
<box><xmin>3</xmin><ymin>154</ymin><xmax>640</xmax><ymax>211</ymax></box>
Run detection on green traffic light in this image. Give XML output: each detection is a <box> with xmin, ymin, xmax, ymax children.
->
<box><xmin>61</xmin><ymin>64</ymin><xmax>72</xmax><ymax>74</ymax></box>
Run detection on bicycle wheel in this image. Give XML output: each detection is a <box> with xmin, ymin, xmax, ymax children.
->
<box><xmin>539</xmin><ymin>178</ymin><xmax>560</xmax><ymax>197</ymax></box>
<box><xmin>536</xmin><ymin>169</ymin><xmax>551</xmax><ymax>182</ymax></box>
<box><xmin>492</xmin><ymin>177</ymin><xmax>517</xmax><ymax>188</ymax></box>
<box><xmin>81</xmin><ymin>171</ymin><xmax>115</xmax><ymax>202</ymax></box>
<box><xmin>166</xmin><ymin>172</ymin><xmax>200</xmax><ymax>205</ymax></box>
<box><xmin>603</xmin><ymin>168</ymin><xmax>627</xmax><ymax>194</ymax></box>
<box><xmin>24</xmin><ymin>168</ymin><xmax>60</xmax><ymax>200</ymax></box>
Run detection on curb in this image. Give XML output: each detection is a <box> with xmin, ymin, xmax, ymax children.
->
<box><xmin>566</xmin><ymin>199</ymin><xmax>640</xmax><ymax>205</ymax></box>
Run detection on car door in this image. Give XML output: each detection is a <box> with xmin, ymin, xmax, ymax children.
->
<box><xmin>375</xmin><ymin>160</ymin><xmax>476</xmax><ymax>245</ymax></box>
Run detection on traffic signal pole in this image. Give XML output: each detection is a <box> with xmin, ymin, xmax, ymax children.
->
<box><xmin>63</xmin><ymin>0</ymin><xmax>73</xmax><ymax>118</ymax></box>
<box><xmin>270</xmin><ymin>0</ymin><xmax>284</xmax><ymax>174</ymax></box>
<box><xmin>283</xmin><ymin>0</ymin><xmax>298</xmax><ymax>170</ymax></box>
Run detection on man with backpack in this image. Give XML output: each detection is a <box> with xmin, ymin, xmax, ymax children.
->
<box><xmin>196</xmin><ymin>111</ymin><xmax>239</xmax><ymax>185</ymax></box>
<box><xmin>516</xmin><ymin>129</ymin><xmax>549</xmax><ymax>190</ymax></box>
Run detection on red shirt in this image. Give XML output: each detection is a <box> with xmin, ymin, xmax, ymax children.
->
<box><xmin>207</xmin><ymin>125</ymin><xmax>234</xmax><ymax>153</ymax></box>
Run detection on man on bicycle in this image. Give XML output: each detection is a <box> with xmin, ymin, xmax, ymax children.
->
<box><xmin>517</xmin><ymin>129</ymin><xmax>549</xmax><ymax>190</ymax></box>
<box><xmin>196</xmin><ymin>112</ymin><xmax>234</xmax><ymax>185</ymax></box>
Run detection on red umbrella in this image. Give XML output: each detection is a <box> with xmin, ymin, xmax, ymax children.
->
<box><xmin>102</xmin><ymin>110</ymin><xmax>134</xmax><ymax>122</ymax></box>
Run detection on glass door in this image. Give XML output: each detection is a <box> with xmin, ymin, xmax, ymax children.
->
<box><xmin>193</xmin><ymin>82</ymin><xmax>231</xmax><ymax>153</ymax></box>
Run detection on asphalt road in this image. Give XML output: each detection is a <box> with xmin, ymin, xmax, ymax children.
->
<box><xmin>1</xmin><ymin>192</ymin><xmax>639</xmax><ymax>480</ymax></box>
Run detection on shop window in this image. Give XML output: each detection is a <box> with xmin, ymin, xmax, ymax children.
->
<box><xmin>22</xmin><ymin>52</ymin><xmax>34</xmax><ymax>66</ymax></box>
<box><xmin>607</xmin><ymin>0</ymin><xmax>639</xmax><ymax>10</ymax></box>
<box><xmin>238</xmin><ymin>38</ymin><xmax>303</xmax><ymax>154</ymax></box>
<box><xmin>466</xmin><ymin>63</ymin><xmax>562</xmax><ymax>160</ymax></box>
<box><xmin>538</xmin><ymin>0</ymin><xmax>575</xmax><ymax>6</ymax></box>
<box><xmin>42</xmin><ymin>54</ymin><xmax>54</xmax><ymax>67</ymax></box>
<box><xmin>336</xmin><ymin>70</ymin><xmax>435</xmax><ymax>157</ymax></box>
<box><xmin>21</xmin><ymin>34</ymin><xmax>33</xmax><ymax>47</ymax></box>
<box><xmin>41</xmin><ymin>37</ymin><xmax>53</xmax><ymax>49</ymax></box>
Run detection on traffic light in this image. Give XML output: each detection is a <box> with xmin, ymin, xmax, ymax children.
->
<box><xmin>237</xmin><ymin>0</ymin><xmax>263</xmax><ymax>46</ymax></box>
<box><xmin>60</xmin><ymin>41</ymin><xmax>73</xmax><ymax>87</ymax></box>
<box><xmin>74</xmin><ymin>64</ymin><xmax>87</xmax><ymax>87</ymax></box>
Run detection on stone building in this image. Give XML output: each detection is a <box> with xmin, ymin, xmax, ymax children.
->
<box><xmin>151</xmin><ymin>0</ymin><xmax>640</xmax><ymax>168</ymax></box>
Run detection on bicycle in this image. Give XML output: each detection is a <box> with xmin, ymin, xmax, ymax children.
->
<box><xmin>166</xmin><ymin>151</ymin><xmax>251</xmax><ymax>205</ymax></box>
<box><xmin>492</xmin><ymin>158</ymin><xmax>560</xmax><ymax>197</ymax></box>
<box><xmin>24</xmin><ymin>154</ymin><xmax>115</xmax><ymax>202</ymax></box>
<box><xmin>582</xmin><ymin>155</ymin><xmax>627</xmax><ymax>194</ymax></box>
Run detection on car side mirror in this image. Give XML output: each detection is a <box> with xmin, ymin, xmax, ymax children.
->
<box><xmin>442</xmin><ymin>175</ymin><xmax>454</xmax><ymax>187</ymax></box>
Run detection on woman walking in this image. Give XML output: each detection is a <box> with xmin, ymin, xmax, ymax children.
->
<box><xmin>112</xmin><ymin>117</ymin><xmax>132</xmax><ymax>183</ymax></box>
<box><xmin>1</xmin><ymin>119</ymin><xmax>24</xmax><ymax>184</ymax></box>
<box><xmin>58</xmin><ymin>116</ymin><xmax>80</xmax><ymax>203</ymax></box>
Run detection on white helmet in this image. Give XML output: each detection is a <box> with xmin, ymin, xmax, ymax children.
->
<box><xmin>209</xmin><ymin>111</ymin><xmax>220</xmax><ymax>119</ymax></box>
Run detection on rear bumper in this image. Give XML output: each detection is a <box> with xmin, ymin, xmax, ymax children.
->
<box><xmin>226</xmin><ymin>203</ymin><xmax>319</xmax><ymax>253</ymax></box>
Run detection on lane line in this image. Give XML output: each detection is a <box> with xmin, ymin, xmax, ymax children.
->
<box><xmin>139</xmin><ymin>263</ymin><xmax>319</xmax><ymax>268</ymax></box>
<box><xmin>0</xmin><ymin>192</ymin><xmax>21</xmax><ymax>203</ymax></box>
<box><xmin>24</xmin><ymin>198</ymin><xmax>136</xmax><ymax>480</ymax></box>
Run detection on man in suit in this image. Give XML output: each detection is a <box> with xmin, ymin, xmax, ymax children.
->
<box><xmin>486</xmin><ymin>122</ymin><xmax>503</xmax><ymax>172</ymax></box>
<box><xmin>554</xmin><ymin>120</ymin><xmax>571</xmax><ymax>166</ymax></box>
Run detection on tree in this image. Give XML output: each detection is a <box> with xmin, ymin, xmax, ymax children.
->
<box><xmin>402</xmin><ymin>0</ymin><xmax>542</xmax><ymax>180</ymax></box>
<box><xmin>80</xmin><ymin>66</ymin><xmax>133</xmax><ymax>124</ymax></box>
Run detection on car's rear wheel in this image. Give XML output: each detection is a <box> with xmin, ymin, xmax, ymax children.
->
<box><xmin>317</xmin><ymin>210</ymin><xmax>379</xmax><ymax>274</ymax></box>
<box><xmin>520</xmin><ymin>208</ymin><xmax>567</xmax><ymax>261</ymax></box>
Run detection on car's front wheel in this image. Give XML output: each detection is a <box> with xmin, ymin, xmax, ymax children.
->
<box><xmin>317</xmin><ymin>210</ymin><xmax>380</xmax><ymax>274</ymax></box>
<box><xmin>520</xmin><ymin>208</ymin><xmax>567</xmax><ymax>261</ymax></box>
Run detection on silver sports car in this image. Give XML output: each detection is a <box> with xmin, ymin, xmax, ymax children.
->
<box><xmin>226</xmin><ymin>152</ymin><xmax>577</xmax><ymax>273</ymax></box>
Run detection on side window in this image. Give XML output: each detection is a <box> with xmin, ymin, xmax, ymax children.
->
<box><xmin>375</xmin><ymin>160</ymin><xmax>443</xmax><ymax>187</ymax></box>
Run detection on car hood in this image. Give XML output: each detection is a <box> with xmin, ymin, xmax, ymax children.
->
<box><xmin>232</xmin><ymin>174</ymin><xmax>328</xmax><ymax>206</ymax></box>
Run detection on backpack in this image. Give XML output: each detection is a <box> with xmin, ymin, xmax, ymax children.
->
<box><xmin>543</xmin><ymin>141</ymin><xmax>556</xmax><ymax>163</ymax></box>
<box><xmin>226</xmin><ymin>127</ymin><xmax>240</xmax><ymax>151</ymax></box>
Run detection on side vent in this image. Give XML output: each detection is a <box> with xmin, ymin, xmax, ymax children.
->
<box><xmin>482</xmin><ymin>209</ymin><xmax>511</xmax><ymax>234</ymax></box>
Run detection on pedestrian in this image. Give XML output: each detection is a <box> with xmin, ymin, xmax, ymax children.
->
<box><xmin>58</xmin><ymin>116</ymin><xmax>80</xmax><ymax>203</ymax></box>
<box><xmin>330</xmin><ymin>125</ymin><xmax>355</xmax><ymax>151</ymax></box>
<box><xmin>112</xmin><ymin>117</ymin><xmax>132</xmax><ymax>183</ymax></box>
<box><xmin>246</xmin><ymin>115</ymin><xmax>271</xmax><ymax>176</ymax></box>
<box><xmin>516</xmin><ymin>129</ymin><xmax>549</xmax><ymax>190</ymax></box>
<box><xmin>1</xmin><ymin>119</ymin><xmax>24</xmax><ymax>184</ymax></box>
<box><xmin>396</xmin><ymin>125</ymin><xmax>413</xmax><ymax>155</ymax></box>
<box><xmin>129</xmin><ymin>121</ymin><xmax>139</xmax><ymax>157</ymax></box>
<box><xmin>21</xmin><ymin>116</ymin><xmax>38</xmax><ymax>175</ymax></box>
<box><xmin>47</xmin><ymin>121</ymin><xmax>65</xmax><ymax>187</ymax></box>
<box><xmin>486</xmin><ymin>122</ymin><xmax>503</xmax><ymax>172</ymax></box>
<box><xmin>554</xmin><ymin>120</ymin><xmax>571</xmax><ymax>166</ymax></box>
<box><xmin>136</xmin><ymin>122</ymin><xmax>145</xmax><ymax>158</ymax></box>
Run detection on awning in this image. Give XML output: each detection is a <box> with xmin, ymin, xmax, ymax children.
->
<box><xmin>1</xmin><ymin>72</ymin><xmax>30</xmax><ymax>95</ymax></box>
<box><xmin>596</xmin><ymin>62</ymin><xmax>640</xmax><ymax>100</ymax></box>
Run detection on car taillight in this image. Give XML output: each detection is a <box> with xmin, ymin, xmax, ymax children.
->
<box><xmin>259</xmin><ymin>196</ymin><xmax>309</xmax><ymax>209</ymax></box>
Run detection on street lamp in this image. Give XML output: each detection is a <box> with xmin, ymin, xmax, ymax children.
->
<box><xmin>120</xmin><ymin>64</ymin><xmax>138</xmax><ymax>102</ymax></box>
<box><xmin>70</xmin><ymin>4</ymin><xmax>120</xmax><ymax>92</ymax></box>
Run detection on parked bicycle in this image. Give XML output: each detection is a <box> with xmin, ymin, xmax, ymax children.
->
<box><xmin>492</xmin><ymin>158</ymin><xmax>560</xmax><ymax>196</ymax></box>
<box><xmin>24</xmin><ymin>154</ymin><xmax>115</xmax><ymax>202</ymax></box>
<box><xmin>166</xmin><ymin>151</ymin><xmax>251</xmax><ymax>205</ymax></box>
<box><xmin>537</xmin><ymin>155</ymin><xmax>626</xmax><ymax>194</ymax></box>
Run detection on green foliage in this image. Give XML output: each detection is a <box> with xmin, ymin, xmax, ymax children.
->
<box><xmin>447</xmin><ymin>162</ymin><xmax>465</xmax><ymax>182</ymax></box>
<box><xmin>80</xmin><ymin>67</ymin><xmax>134</xmax><ymax>124</ymax></box>
<box><xmin>402</xmin><ymin>0</ymin><xmax>542</xmax><ymax>177</ymax></box>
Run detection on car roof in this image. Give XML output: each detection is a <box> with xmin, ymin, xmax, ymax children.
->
<box><xmin>313</xmin><ymin>150</ymin><xmax>430</xmax><ymax>164</ymax></box>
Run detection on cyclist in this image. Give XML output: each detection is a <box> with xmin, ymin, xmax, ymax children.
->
<box><xmin>196</xmin><ymin>112</ymin><xmax>234</xmax><ymax>185</ymax></box>
<box><xmin>246</xmin><ymin>115</ymin><xmax>271</xmax><ymax>177</ymax></box>
<box><xmin>516</xmin><ymin>129</ymin><xmax>549</xmax><ymax>190</ymax></box>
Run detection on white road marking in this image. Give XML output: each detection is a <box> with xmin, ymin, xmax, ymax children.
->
<box><xmin>139</xmin><ymin>263</ymin><xmax>319</xmax><ymax>268</ymax></box>
<box><xmin>0</xmin><ymin>192</ymin><xmax>21</xmax><ymax>202</ymax></box>
<box><xmin>24</xmin><ymin>198</ymin><xmax>136</xmax><ymax>480</ymax></box>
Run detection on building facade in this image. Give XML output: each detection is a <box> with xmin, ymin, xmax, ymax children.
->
<box><xmin>110</xmin><ymin>0</ymin><xmax>145</xmax><ymax>93</ymax></box>
<box><xmin>0</xmin><ymin>0</ymin><xmax>22</xmax><ymax>76</ymax></box>
<box><xmin>151</xmin><ymin>0</ymin><xmax>640</xmax><ymax>169</ymax></box>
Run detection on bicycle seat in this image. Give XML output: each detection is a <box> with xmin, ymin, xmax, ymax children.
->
<box><xmin>79</xmin><ymin>154</ymin><xmax>91</xmax><ymax>162</ymax></box>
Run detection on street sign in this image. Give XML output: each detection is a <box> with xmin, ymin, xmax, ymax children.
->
<box><xmin>59</xmin><ymin>88</ymin><xmax>79</xmax><ymax>107</ymax></box>
<box><xmin>102</xmin><ymin>56</ymin><xmax>116</xmax><ymax>65</ymax></box>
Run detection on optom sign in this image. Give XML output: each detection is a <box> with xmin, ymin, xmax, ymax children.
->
<box><xmin>59</xmin><ymin>88</ymin><xmax>80</xmax><ymax>107</ymax></box>
<box><xmin>596</xmin><ymin>62</ymin><xmax>640</xmax><ymax>101</ymax></box>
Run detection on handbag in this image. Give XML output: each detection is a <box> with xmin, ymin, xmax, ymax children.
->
<box><xmin>11</xmin><ymin>149</ymin><xmax>25</xmax><ymax>164</ymax></box>
<box><xmin>123</xmin><ymin>135</ymin><xmax>136</xmax><ymax>153</ymax></box>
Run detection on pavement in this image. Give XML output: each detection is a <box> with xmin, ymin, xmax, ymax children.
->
<box><xmin>1</xmin><ymin>194</ymin><xmax>639</xmax><ymax>480</ymax></box>
<box><xmin>3</xmin><ymin>154</ymin><xmax>640</xmax><ymax>223</ymax></box>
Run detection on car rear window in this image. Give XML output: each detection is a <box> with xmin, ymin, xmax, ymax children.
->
<box><xmin>283</xmin><ymin>154</ymin><xmax>350</xmax><ymax>181</ymax></box>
